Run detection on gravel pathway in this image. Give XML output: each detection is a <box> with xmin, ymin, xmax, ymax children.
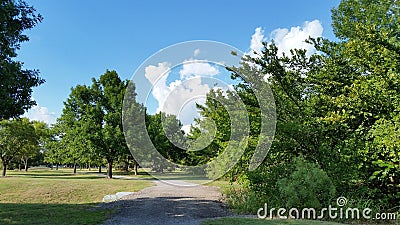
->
<box><xmin>101</xmin><ymin>180</ymin><xmax>232</xmax><ymax>225</ymax></box>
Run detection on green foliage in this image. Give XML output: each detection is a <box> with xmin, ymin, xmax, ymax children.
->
<box><xmin>194</xmin><ymin>0</ymin><xmax>400</xmax><ymax>213</ymax></box>
<box><xmin>146</xmin><ymin>112</ymin><xmax>185</xmax><ymax>172</ymax></box>
<box><xmin>276</xmin><ymin>157</ymin><xmax>336</xmax><ymax>209</ymax></box>
<box><xmin>223</xmin><ymin>185</ymin><xmax>267</xmax><ymax>214</ymax></box>
<box><xmin>0</xmin><ymin>0</ymin><xmax>44</xmax><ymax>119</ymax></box>
<box><xmin>0</xmin><ymin>118</ymin><xmax>38</xmax><ymax>176</ymax></box>
<box><xmin>54</xmin><ymin>70</ymin><xmax>129</xmax><ymax>178</ymax></box>
<box><xmin>17</xmin><ymin>120</ymin><xmax>49</xmax><ymax>171</ymax></box>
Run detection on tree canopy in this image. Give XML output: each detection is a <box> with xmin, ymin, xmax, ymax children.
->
<box><xmin>0</xmin><ymin>0</ymin><xmax>44</xmax><ymax>119</ymax></box>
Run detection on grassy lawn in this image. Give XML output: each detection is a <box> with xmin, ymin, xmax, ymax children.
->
<box><xmin>0</xmin><ymin>168</ymin><xmax>153</xmax><ymax>225</ymax></box>
<box><xmin>201</xmin><ymin>218</ymin><xmax>345</xmax><ymax>225</ymax></box>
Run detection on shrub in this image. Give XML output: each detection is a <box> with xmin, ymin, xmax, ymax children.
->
<box><xmin>276</xmin><ymin>157</ymin><xmax>336</xmax><ymax>209</ymax></box>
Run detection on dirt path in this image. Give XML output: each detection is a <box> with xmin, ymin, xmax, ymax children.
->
<box><xmin>101</xmin><ymin>180</ymin><xmax>232</xmax><ymax>225</ymax></box>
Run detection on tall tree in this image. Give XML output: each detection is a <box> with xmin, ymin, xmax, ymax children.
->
<box><xmin>57</xmin><ymin>70</ymin><xmax>129</xmax><ymax>178</ymax></box>
<box><xmin>312</xmin><ymin>0</ymin><xmax>400</xmax><ymax>203</ymax></box>
<box><xmin>0</xmin><ymin>0</ymin><xmax>44</xmax><ymax>119</ymax></box>
<box><xmin>57</xmin><ymin>84</ymin><xmax>94</xmax><ymax>174</ymax></box>
<box><xmin>91</xmin><ymin>70</ymin><xmax>129</xmax><ymax>178</ymax></box>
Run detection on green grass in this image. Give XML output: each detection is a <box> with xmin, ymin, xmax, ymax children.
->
<box><xmin>0</xmin><ymin>168</ymin><xmax>153</xmax><ymax>225</ymax></box>
<box><xmin>201</xmin><ymin>218</ymin><xmax>345</xmax><ymax>225</ymax></box>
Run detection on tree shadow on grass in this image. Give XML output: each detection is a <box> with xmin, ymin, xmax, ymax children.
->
<box><xmin>6</xmin><ymin>173</ymin><xmax>106</xmax><ymax>180</ymax></box>
<box><xmin>0</xmin><ymin>202</ymin><xmax>111</xmax><ymax>225</ymax></box>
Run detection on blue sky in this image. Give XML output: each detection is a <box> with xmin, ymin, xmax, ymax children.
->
<box><xmin>18</xmin><ymin>0</ymin><xmax>341</xmax><ymax>125</ymax></box>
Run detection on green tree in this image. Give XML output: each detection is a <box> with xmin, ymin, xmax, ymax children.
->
<box><xmin>91</xmin><ymin>70</ymin><xmax>129</xmax><ymax>178</ymax></box>
<box><xmin>122</xmin><ymin>82</ymin><xmax>146</xmax><ymax>175</ymax></box>
<box><xmin>0</xmin><ymin>0</ymin><xmax>44</xmax><ymax>119</ymax></box>
<box><xmin>146</xmin><ymin>112</ymin><xmax>185</xmax><ymax>173</ymax></box>
<box><xmin>43</xmin><ymin>126</ymin><xmax>64</xmax><ymax>170</ymax></box>
<box><xmin>21</xmin><ymin>120</ymin><xmax>49</xmax><ymax>171</ymax></box>
<box><xmin>227</xmin><ymin>0</ymin><xmax>400</xmax><ymax>209</ymax></box>
<box><xmin>57</xmin><ymin>70</ymin><xmax>129</xmax><ymax>178</ymax></box>
<box><xmin>312</xmin><ymin>0</ymin><xmax>400</xmax><ymax>203</ymax></box>
<box><xmin>56</xmin><ymin>84</ymin><xmax>94</xmax><ymax>174</ymax></box>
<box><xmin>0</xmin><ymin>118</ymin><xmax>37</xmax><ymax>176</ymax></box>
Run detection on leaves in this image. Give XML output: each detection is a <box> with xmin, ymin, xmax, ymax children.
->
<box><xmin>0</xmin><ymin>0</ymin><xmax>44</xmax><ymax>119</ymax></box>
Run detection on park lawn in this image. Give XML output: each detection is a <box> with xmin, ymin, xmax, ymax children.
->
<box><xmin>201</xmin><ymin>217</ymin><xmax>345</xmax><ymax>225</ymax></box>
<box><xmin>0</xmin><ymin>168</ymin><xmax>153</xmax><ymax>225</ymax></box>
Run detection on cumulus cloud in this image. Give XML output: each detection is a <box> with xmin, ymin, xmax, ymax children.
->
<box><xmin>144</xmin><ymin>61</ymin><xmax>214</xmax><ymax>124</ymax></box>
<box><xmin>271</xmin><ymin>20</ymin><xmax>323</xmax><ymax>57</ymax></box>
<box><xmin>24</xmin><ymin>104</ymin><xmax>57</xmax><ymax>124</ymax></box>
<box><xmin>144</xmin><ymin>62</ymin><xmax>171</xmax><ymax>85</ymax></box>
<box><xmin>144</xmin><ymin>62</ymin><xmax>172</xmax><ymax>113</ymax></box>
<box><xmin>248</xmin><ymin>20</ymin><xmax>323</xmax><ymax>58</ymax></box>
<box><xmin>161</xmin><ymin>77</ymin><xmax>209</xmax><ymax>124</ymax></box>
<box><xmin>247</xmin><ymin>27</ymin><xmax>267</xmax><ymax>57</ymax></box>
<box><xmin>179</xmin><ymin>59</ymin><xmax>220</xmax><ymax>79</ymax></box>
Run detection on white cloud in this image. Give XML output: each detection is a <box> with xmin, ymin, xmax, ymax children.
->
<box><xmin>248</xmin><ymin>27</ymin><xmax>267</xmax><ymax>57</ymax></box>
<box><xmin>144</xmin><ymin>62</ymin><xmax>172</xmax><ymax>113</ymax></box>
<box><xmin>144</xmin><ymin>62</ymin><xmax>171</xmax><ymax>85</ymax></box>
<box><xmin>161</xmin><ymin>77</ymin><xmax>210</xmax><ymax>125</ymax></box>
<box><xmin>179</xmin><ymin>59</ymin><xmax>219</xmax><ymax>79</ymax></box>
<box><xmin>270</xmin><ymin>20</ymin><xmax>323</xmax><ymax>57</ymax></box>
<box><xmin>247</xmin><ymin>20</ymin><xmax>323</xmax><ymax>58</ymax></box>
<box><xmin>144</xmin><ymin>62</ymin><xmax>212</xmax><ymax>124</ymax></box>
<box><xmin>24</xmin><ymin>104</ymin><xmax>56</xmax><ymax>124</ymax></box>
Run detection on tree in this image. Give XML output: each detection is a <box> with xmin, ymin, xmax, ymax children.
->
<box><xmin>43</xmin><ymin>126</ymin><xmax>63</xmax><ymax>170</ymax></box>
<box><xmin>122</xmin><ymin>82</ymin><xmax>146</xmax><ymax>175</ymax></box>
<box><xmin>90</xmin><ymin>70</ymin><xmax>129</xmax><ymax>178</ymax></box>
<box><xmin>57</xmin><ymin>70</ymin><xmax>129</xmax><ymax>178</ymax></box>
<box><xmin>209</xmin><ymin>0</ymin><xmax>400</xmax><ymax>210</ymax></box>
<box><xmin>17</xmin><ymin>120</ymin><xmax>49</xmax><ymax>171</ymax></box>
<box><xmin>312</xmin><ymin>0</ymin><xmax>400</xmax><ymax>203</ymax></box>
<box><xmin>56</xmin><ymin>84</ymin><xmax>96</xmax><ymax>174</ymax></box>
<box><xmin>146</xmin><ymin>112</ymin><xmax>185</xmax><ymax>173</ymax></box>
<box><xmin>0</xmin><ymin>118</ymin><xmax>37</xmax><ymax>176</ymax></box>
<box><xmin>0</xmin><ymin>0</ymin><xmax>44</xmax><ymax>119</ymax></box>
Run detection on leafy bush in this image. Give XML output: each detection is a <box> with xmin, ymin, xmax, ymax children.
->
<box><xmin>223</xmin><ymin>185</ymin><xmax>267</xmax><ymax>214</ymax></box>
<box><xmin>276</xmin><ymin>157</ymin><xmax>336</xmax><ymax>209</ymax></box>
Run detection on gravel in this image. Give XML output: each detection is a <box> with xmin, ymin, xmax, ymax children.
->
<box><xmin>101</xmin><ymin>180</ymin><xmax>233</xmax><ymax>225</ymax></box>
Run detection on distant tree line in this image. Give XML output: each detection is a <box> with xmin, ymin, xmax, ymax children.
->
<box><xmin>42</xmin><ymin>70</ymin><xmax>186</xmax><ymax>178</ymax></box>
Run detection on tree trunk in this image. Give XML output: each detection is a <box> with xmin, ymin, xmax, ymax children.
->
<box><xmin>107</xmin><ymin>161</ymin><xmax>113</xmax><ymax>178</ymax></box>
<box><xmin>56</xmin><ymin>164</ymin><xmax>59</xmax><ymax>170</ymax></box>
<box><xmin>2</xmin><ymin>161</ymin><xmax>7</xmax><ymax>176</ymax></box>
<box><xmin>24</xmin><ymin>157</ymin><xmax>29</xmax><ymax>172</ymax></box>
<box><xmin>73</xmin><ymin>162</ymin><xmax>77</xmax><ymax>174</ymax></box>
<box><xmin>88</xmin><ymin>162</ymin><xmax>91</xmax><ymax>171</ymax></box>
<box><xmin>134</xmin><ymin>161</ymin><xmax>138</xmax><ymax>176</ymax></box>
<box><xmin>124</xmin><ymin>162</ymin><xmax>129</xmax><ymax>172</ymax></box>
<box><xmin>98</xmin><ymin>165</ymin><xmax>102</xmax><ymax>173</ymax></box>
